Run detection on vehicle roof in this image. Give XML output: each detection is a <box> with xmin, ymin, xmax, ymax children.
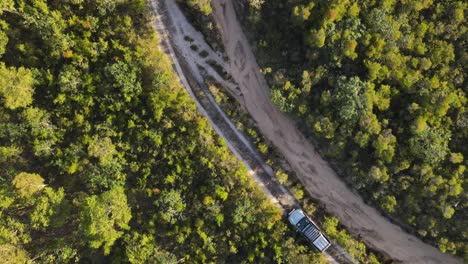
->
<box><xmin>289</xmin><ymin>209</ymin><xmax>331</xmax><ymax>252</ymax></box>
<box><xmin>288</xmin><ymin>209</ymin><xmax>306</xmax><ymax>225</ymax></box>
<box><xmin>313</xmin><ymin>234</ymin><xmax>331</xmax><ymax>252</ymax></box>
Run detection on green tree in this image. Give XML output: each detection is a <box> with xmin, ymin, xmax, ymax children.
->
<box><xmin>321</xmin><ymin>216</ymin><xmax>339</xmax><ymax>237</ymax></box>
<box><xmin>381</xmin><ymin>195</ymin><xmax>397</xmax><ymax>213</ymax></box>
<box><xmin>79</xmin><ymin>187</ymin><xmax>131</xmax><ymax>255</ymax></box>
<box><xmin>0</xmin><ymin>63</ymin><xmax>34</xmax><ymax>109</ymax></box>
<box><xmin>333</xmin><ymin>76</ymin><xmax>367</xmax><ymax>123</ymax></box>
<box><xmin>270</xmin><ymin>87</ymin><xmax>293</xmax><ymax>112</ymax></box>
<box><xmin>0</xmin><ymin>244</ymin><xmax>30</xmax><ymax>264</ymax></box>
<box><xmin>372</xmin><ymin>129</ymin><xmax>396</xmax><ymax>163</ymax></box>
<box><xmin>12</xmin><ymin>172</ymin><xmax>45</xmax><ymax>198</ymax></box>
<box><xmin>290</xmin><ymin>185</ymin><xmax>304</xmax><ymax>200</ymax></box>
<box><xmin>88</xmin><ymin>136</ymin><xmax>117</xmax><ymax>166</ymax></box>
<box><xmin>94</xmin><ymin>0</ymin><xmax>127</xmax><ymax>15</ymax></box>
<box><xmin>105</xmin><ymin>61</ymin><xmax>142</xmax><ymax>102</ymax></box>
<box><xmin>449</xmin><ymin>153</ymin><xmax>463</xmax><ymax>164</ymax></box>
<box><xmin>154</xmin><ymin>189</ymin><xmax>186</xmax><ymax>224</ymax></box>
<box><xmin>359</xmin><ymin>112</ymin><xmax>381</xmax><ymax>135</ymax></box>
<box><xmin>30</xmin><ymin>187</ymin><xmax>69</xmax><ymax>230</ymax></box>
<box><xmin>301</xmin><ymin>70</ymin><xmax>312</xmax><ymax>94</ymax></box>
<box><xmin>292</xmin><ymin>3</ymin><xmax>315</xmax><ymax>24</ymax></box>
<box><xmin>307</xmin><ymin>28</ymin><xmax>326</xmax><ymax>48</ymax></box>
<box><xmin>185</xmin><ymin>0</ymin><xmax>212</xmax><ymax>15</ymax></box>
<box><xmin>409</xmin><ymin>128</ymin><xmax>450</xmax><ymax>164</ymax></box>
<box><xmin>123</xmin><ymin>232</ymin><xmax>177</xmax><ymax>264</ymax></box>
<box><xmin>275</xmin><ymin>169</ymin><xmax>288</xmax><ymax>184</ymax></box>
<box><xmin>0</xmin><ymin>181</ymin><xmax>15</xmax><ymax>209</ymax></box>
<box><xmin>441</xmin><ymin>205</ymin><xmax>455</xmax><ymax>219</ymax></box>
<box><xmin>0</xmin><ymin>0</ymin><xmax>15</xmax><ymax>13</ymax></box>
<box><xmin>0</xmin><ymin>29</ymin><xmax>7</xmax><ymax>57</ymax></box>
<box><xmin>368</xmin><ymin>165</ymin><xmax>389</xmax><ymax>183</ymax></box>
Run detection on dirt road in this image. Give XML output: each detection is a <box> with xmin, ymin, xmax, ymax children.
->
<box><xmin>150</xmin><ymin>1</ymin><xmax>352</xmax><ymax>263</ymax></box>
<box><xmin>208</xmin><ymin>1</ymin><xmax>461</xmax><ymax>263</ymax></box>
<box><xmin>151</xmin><ymin>0</ymin><xmax>461</xmax><ymax>262</ymax></box>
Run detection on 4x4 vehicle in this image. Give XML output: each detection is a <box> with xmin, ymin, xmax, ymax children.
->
<box><xmin>288</xmin><ymin>209</ymin><xmax>331</xmax><ymax>252</ymax></box>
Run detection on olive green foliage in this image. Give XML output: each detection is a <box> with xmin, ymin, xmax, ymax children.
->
<box><xmin>0</xmin><ymin>244</ymin><xmax>30</xmax><ymax>264</ymax></box>
<box><xmin>179</xmin><ymin>0</ymin><xmax>212</xmax><ymax>15</ymax></box>
<box><xmin>30</xmin><ymin>187</ymin><xmax>69</xmax><ymax>230</ymax></box>
<box><xmin>0</xmin><ymin>63</ymin><xmax>34</xmax><ymax>109</ymax></box>
<box><xmin>243</xmin><ymin>0</ymin><xmax>467</xmax><ymax>259</ymax></box>
<box><xmin>12</xmin><ymin>172</ymin><xmax>45</xmax><ymax>198</ymax></box>
<box><xmin>79</xmin><ymin>187</ymin><xmax>131</xmax><ymax>255</ymax></box>
<box><xmin>0</xmin><ymin>0</ymin><xmax>322</xmax><ymax>262</ymax></box>
<box><xmin>121</xmin><ymin>232</ymin><xmax>177</xmax><ymax>264</ymax></box>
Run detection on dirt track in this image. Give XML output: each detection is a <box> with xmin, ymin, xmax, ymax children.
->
<box><xmin>207</xmin><ymin>1</ymin><xmax>462</xmax><ymax>263</ymax></box>
<box><xmin>152</xmin><ymin>0</ymin><xmax>462</xmax><ymax>262</ymax></box>
<box><xmin>150</xmin><ymin>1</ymin><xmax>352</xmax><ymax>263</ymax></box>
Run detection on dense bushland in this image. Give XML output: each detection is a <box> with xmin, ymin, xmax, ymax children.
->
<box><xmin>0</xmin><ymin>0</ymin><xmax>327</xmax><ymax>263</ymax></box>
<box><xmin>238</xmin><ymin>0</ymin><xmax>467</xmax><ymax>259</ymax></box>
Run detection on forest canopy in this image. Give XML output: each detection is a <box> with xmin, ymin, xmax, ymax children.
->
<box><xmin>0</xmin><ymin>0</ymin><xmax>327</xmax><ymax>263</ymax></box>
<box><xmin>241</xmin><ymin>0</ymin><xmax>467</xmax><ymax>259</ymax></box>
